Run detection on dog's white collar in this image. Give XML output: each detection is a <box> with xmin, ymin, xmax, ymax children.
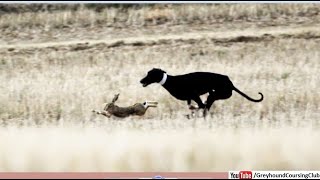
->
<box><xmin>159</xmin><ymin>73</ymin><xmax>167</xmax><ymax>86</ymax></box>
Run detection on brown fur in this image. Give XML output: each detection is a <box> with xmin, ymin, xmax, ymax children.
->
<box><xmin>92</xmin><ymin>94</ymin><xmax>157</xmax><ymax>118</ymax></box>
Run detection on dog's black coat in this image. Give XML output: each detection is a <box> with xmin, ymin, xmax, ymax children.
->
<box><xmin>140</xmin><ymin>68</ymin><xmax>263</xmax><ymax>114</ymax></box>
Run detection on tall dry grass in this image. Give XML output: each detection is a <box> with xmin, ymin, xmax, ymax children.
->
<box><xmin>0</xmin><ymin>126</ymin><xmax>319</xmax><ymax>172</ymax></box>
<box><xmin>1</xmin><ymin>4</ymin><xmax>320</xmax><ymax>30</ymax></box>
<box><xmin>2</xmin><ymin>4</ymin><xmax>320</xmax><ymax>45</ymax></box>
<box><xmin>0</xmin><ymin>3</ymin><xmax>319</xmax><ymax>171</ymax></box>
<box><xmin>0</xmin><ymin>35</ymin><xmax>319</xmax><ymax>170</ymax></box>
<box><xmin>1</xmin><ymin>37</ymin><xmax>319</xmax><ymax>126</ymax></box>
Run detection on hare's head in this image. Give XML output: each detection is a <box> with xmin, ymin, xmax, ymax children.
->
<box><xmin>103</xmin><ymin>93</ymin><xmax>120</xmax><ymax>111</ymax></box>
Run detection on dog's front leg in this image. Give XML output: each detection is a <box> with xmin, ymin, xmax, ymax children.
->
<box><xmin>192</xmin><ymin>96</ymin><xmax>209</xmax><ymax>118</ymax></box>
<box><xmin>192</xmin><ymin>96</ymin><xmax>206</xmax><ymax>109</ymax></box>
<box><xmin>186</xmin><ymin>100</ymin><xmax>199</xmax><ymax>118</ymax></box>
<box><xmin>187</xmin><ymin>99</ymin><xmax>198</xmax><ymax>110</ymax></box>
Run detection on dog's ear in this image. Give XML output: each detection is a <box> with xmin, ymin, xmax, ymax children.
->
<box><xmin>153</xmin><ymin>68</ymin><xmax>166</xmax><ymax>73</ymax></box>
<box><xmin>159</xmin><ymin>68</ymin><xmax>166</xmax><ymax>73</ymax></box>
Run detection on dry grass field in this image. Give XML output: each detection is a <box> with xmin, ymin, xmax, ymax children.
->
<box><xmin>0</xmin><ymin>3</ymin><xmax>319</xmax><ymax>172</ymax></box>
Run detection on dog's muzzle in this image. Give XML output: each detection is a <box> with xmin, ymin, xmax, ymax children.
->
<box><xmin>140</xmin><ymin>79</ymin><xmax>148</xmax><ymax>87</ymax></box>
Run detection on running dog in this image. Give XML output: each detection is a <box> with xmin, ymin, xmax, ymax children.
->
<box><xmin>140</xmin><ymin>68</ymin><xmax>263</xmax><ymax>116</ymax></box>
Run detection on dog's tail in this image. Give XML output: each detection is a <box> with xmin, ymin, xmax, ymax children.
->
<box><xmin>233</xmin><ymin>86</ymin><xmax>263</xmax><ymax>102</ymax></box>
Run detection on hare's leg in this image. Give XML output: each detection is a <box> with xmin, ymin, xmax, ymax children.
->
<box><xmin>100</xmin><ymin>111</ymin><xmax>111</xmax><ymax>118</ymax></box>
<box><xmin>92</xmin><ymin>110</ymin><xmax>111</xmax><ymax>118</ymax></box>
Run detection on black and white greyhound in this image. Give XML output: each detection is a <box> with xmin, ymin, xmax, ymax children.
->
<box><xmin>140</xmin><ymin>68</ymin><xmax>263</xmax><ymax>116</ymax></box>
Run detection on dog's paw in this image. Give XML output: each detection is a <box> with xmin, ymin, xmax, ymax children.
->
<box><xmin>185</xmin><ymin>114</ymin><xmax>191</xmax><ymax>119</ymax></box>
<box><xmin>185</xmin><ymin>112</ymin><xmax>196</xmax><ymax>119</ymax></box>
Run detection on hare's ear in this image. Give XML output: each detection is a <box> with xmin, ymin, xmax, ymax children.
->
<box><xmin>112</xmin><ymin>93</ymin><xmax>120</xmax><ymax>103</ymax></box>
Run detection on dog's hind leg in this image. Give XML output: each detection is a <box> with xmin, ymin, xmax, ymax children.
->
<box><xmin>204</xmin><ymin>93</ymin><xmax>216</xmax><ymax>117</ymax></box>
<box><xmin>205</xmin><ymin>92</ymin><xmax>216</xmax><ymax>112</ymax></box>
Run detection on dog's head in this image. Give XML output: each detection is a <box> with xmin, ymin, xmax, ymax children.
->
<box><xmin>140</xmin><ymin>68</ymin><xmax>166</xmax><ymax>87</ymax></box>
